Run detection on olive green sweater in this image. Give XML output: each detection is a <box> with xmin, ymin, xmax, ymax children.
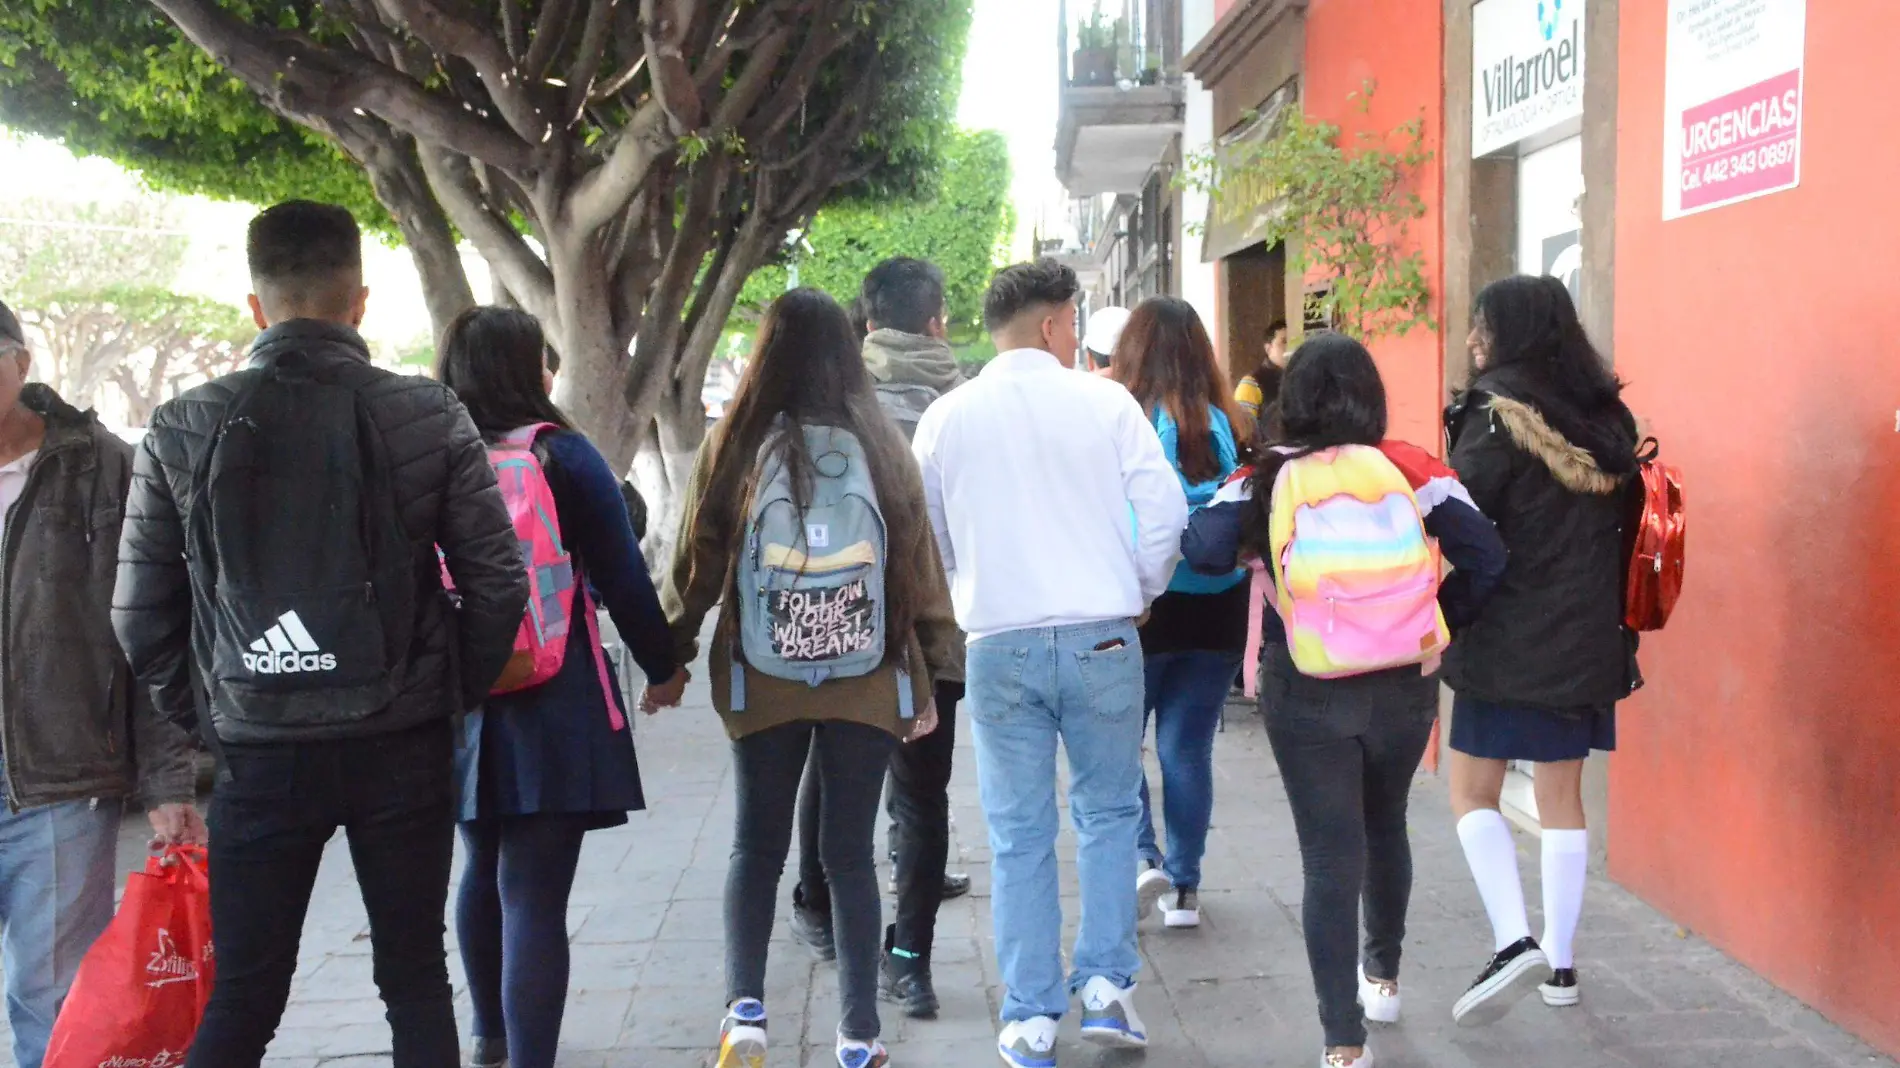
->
<box><xmin>659</xmin><ymin>430</ymin><xmax>962</xmax><ymax>741</ymax></box>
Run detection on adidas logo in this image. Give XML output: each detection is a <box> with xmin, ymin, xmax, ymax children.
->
<box><xmin>241</xmin><ymin>611</ymin><xmax>338</xmax><ymax>674</ymax></box>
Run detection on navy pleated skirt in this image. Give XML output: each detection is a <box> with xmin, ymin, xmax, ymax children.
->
<box><xmin>1449</xmin><ymin>694</ymin><xmax>1616</xmax><ymax>763</ymax></box>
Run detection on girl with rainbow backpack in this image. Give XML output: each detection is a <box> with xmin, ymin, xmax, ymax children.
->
<box><xmin>1179</xmin><ymin>334</ymin><xmax>1507</xmax><ymax>1068</ymax></box>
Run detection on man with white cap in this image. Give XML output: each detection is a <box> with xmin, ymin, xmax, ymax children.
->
<box><xmin>1081</xmin><ymin>306</ymin><xmax>1131</xmax><ymax>376</ymax></box>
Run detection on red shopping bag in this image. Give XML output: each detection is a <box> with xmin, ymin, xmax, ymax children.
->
<box><xmin>44</xmin><ymin>846</ymin><xmax>215</xmax><ymax>1068</ymax></box>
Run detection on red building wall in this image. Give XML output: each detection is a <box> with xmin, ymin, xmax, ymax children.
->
<box><xmin>1610</xmin><ymin>3</ymin><xmax>1900</xmax><ymax>1055</ymax></box>
<box><xmin>1301</xmin><ymin>0</ymin><xmax>1446</xmax><ymax>448</ymax></box>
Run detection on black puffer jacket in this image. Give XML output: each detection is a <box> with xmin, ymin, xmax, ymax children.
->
<box><xmin>113</xmin><ymin>320</ymin><xmax>528</xmax><ymax>744</ymax></box>
<box><xmin>1443</xmin><ymin>371</ymin><xmax>1641</xmax><ymax>710</ymax></box>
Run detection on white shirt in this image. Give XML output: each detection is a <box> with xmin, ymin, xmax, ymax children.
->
<box><xmin>912</xmin><ymin>348</ymin><xmax>1188</xmax><ymax>641</ymax></box>
<box><xmin>0</xmin><ymin>449</ymin><xmax>38</xmax><ymax>546</ymax></box>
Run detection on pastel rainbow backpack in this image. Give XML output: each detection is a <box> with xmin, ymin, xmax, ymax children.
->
<box><xmin>1268</xmin><ymin>445</ymin><xmax>1448</xmax><ymax>678</ymax></box>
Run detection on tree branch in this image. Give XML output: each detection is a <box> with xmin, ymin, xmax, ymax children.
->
<box><xmin>564</xmin><ymin>0</ymin><xmax>616</xmax><ymax>123</ymax></box>
<box><xmin>147</xmin><ymin>0</ymin><xmax>537</xmax><ymax>176</ymax></box>
<box><xmin>417</xmin><ymin>147</ymin><xmax>557</xmax><ymax>323</ymax></box>
<box><xmin>564</xmin><ymin>99</ymin><xmax>673</xmax><ymax>236</ymax></box>
<box><xmin>521</xmin><ymin>0</ymin><xmax>579</xmax><ymax>79</ymax></box>
<box><xmin>369</xmin><ymin>0</ymin><xmax>553</xmax><ymax>146</ymax></box>
<box><xmin>641</xmin><ymin>0</ymin><xmax>703</xmax><ymax>132</ymax></box>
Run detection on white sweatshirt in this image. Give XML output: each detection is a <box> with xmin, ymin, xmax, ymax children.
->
<box><xmin>911</xmin><ymin>348</ymin><xmax>1188</xmax><ymax>641</ymax></box>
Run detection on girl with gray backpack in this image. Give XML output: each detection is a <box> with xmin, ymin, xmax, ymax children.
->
<box><xmin>657</xmin><ymin>288</ymin><xmax>962</xmax><ymax>1068</ymax></box>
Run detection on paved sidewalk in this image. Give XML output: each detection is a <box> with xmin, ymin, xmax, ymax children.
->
<box><xmin>7</xmin><ymin>677</ymin><xmax>1893</xmax><ymax>1068</ymax></box>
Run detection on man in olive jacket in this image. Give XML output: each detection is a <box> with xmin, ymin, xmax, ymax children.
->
<box><xmin>0</xmin><ymin>298</ymin><xmax>202</xmax><ymax>1068</ymax></box>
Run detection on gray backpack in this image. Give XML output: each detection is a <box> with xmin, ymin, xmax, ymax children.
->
<box><xmin>734</xmin><ymin>425</ymin><xmax>901</xmax><ymax>703</ymax></box>
<box><xmin>875</xmin><ymin>382</ymin><xmax>943</xmax><ymax>444</ymax></box>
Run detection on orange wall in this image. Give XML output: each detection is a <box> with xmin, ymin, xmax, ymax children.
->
<box><xmin>1610</xmin><ymin>2</ymin><xmax>1900</xmax><ymax>1056</ymax></box>
<box><xmin>1301</xmin><ymin>0</ymin><xmax>1446</xmax><ymax>448</ymax></box>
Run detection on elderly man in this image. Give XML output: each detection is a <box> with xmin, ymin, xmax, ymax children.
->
<box><xmin>0</xmin><ymin>298</ymin><xmax>203</xmax><ymax>1068</ymax></box>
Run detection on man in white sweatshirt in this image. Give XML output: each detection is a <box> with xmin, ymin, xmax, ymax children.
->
<box><xmin>911</xmin><ymin>260</ymin><xmax>1187</xmax><ymax>1067</ymax></box>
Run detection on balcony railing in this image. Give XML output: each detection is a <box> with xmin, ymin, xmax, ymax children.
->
<box><xmin>1055</xmin><ymin>0</ymin><xmax>1186</xmax><ymax>197</ymax></box>
<box><xmin>1059</xmin><ymin>0</ymin><xmax>1182</xmax><ymax>89</ymax></box>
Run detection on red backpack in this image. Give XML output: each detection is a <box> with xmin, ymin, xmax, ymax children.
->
<box><xmin>1624</xmin><ymin>438</ymin><xmax>1685</xmax><ymax>632</ymax></box>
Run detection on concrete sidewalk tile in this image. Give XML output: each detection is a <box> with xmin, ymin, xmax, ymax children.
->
<box><xmin>11</xmin><ymin>671</ymin><xmax>1885</xmax><ymax>1068</ymax></box>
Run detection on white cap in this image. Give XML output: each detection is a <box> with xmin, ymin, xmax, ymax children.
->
<box><xmin>1083</xmin><ymin>306</ymin><xmax>1132</xmax><ymax>357</ymax></box>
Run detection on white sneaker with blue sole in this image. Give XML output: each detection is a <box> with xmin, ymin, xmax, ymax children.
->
<box><xmin>997</xmin><ymin>1016</ymin><xmax>1058</xmax><ymax>1067</ymax></box>
<box><xmin>1078</xmin><ymin>976</ymin><xmax>1148</xmax><ymax>1048</ymax></box>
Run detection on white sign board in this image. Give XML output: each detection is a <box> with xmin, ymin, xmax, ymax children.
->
<box><xmin>1663</xmin><ymin>0</ymin><xmax>1806</xmax><ymax>219</ymax></box>
<box><xmin>1472</xmin><ymin>0</ymin><xmax>1586</xmax><ymax>158</ymax></box>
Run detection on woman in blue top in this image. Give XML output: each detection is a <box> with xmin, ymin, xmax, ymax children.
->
<box><xmin>436</xmin><ymin>307</ymin><xmax>687</xmax><ymax>1068</ymax></box>
<box><xmin>1109</xmin><ymin>297</ymin><xmax>1251</xmax><ymax>930</ymax></box>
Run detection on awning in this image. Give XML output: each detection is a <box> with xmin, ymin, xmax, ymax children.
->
<box><xmin>1200</xmin><ymin>79</ymin><xmax>1298</xmax><ymax>262</ymax></box>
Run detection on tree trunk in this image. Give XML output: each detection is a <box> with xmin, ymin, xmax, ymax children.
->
<box><xmin>634</xmin><ymin>388</ymin><xmax>708</xmax><ymax>575</ymax></box>
<box><xmin>361</xmin><ymin>136</ymin><xmax>475</xmax><ymax>340</ymax></box>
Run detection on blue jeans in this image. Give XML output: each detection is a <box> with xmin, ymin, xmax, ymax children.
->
<box><xmin>1136</xmin><ymin>650</ymin><xmax>1244</xmax><ymax>891</ymax></box>
<box><xmin>0</xmin><ymin>792</ymin><xmax>121</xmax><ymax>1068</ymax></box>
<box><xmin>966</xmin><ymin>620</ymin><xmax>1145</xmax><ymax>1023</ymax></box>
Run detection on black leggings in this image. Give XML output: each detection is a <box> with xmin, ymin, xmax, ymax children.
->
<box><xmin>456</xmin><ymin>814</ymin><xmax>592</xmax><ymax>1068</ymax></box>
<box><xmin>1261</xmin><ymin>649</ymin><xmax>1436</xmax><ymax>1048</ymax></box>
<box><xmin>729</xmin><ymin>720</ymin><xmax>896</xmax><ymax>1041</ymax></box>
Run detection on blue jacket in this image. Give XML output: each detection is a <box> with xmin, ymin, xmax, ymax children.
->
<box><xmin>1155</xmin><ymin>405</ymin><xmax>1248</xmax><ymax>595</ymax></box>
<box><xmin>455</xmin><ymin>429</ymin><xmax>678</xmax><ymax>824</ymax></box>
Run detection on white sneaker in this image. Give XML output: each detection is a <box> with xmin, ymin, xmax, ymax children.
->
<box><xmin>1135</xmin><ymin>865</ymin><xmax>1171</xmax><ymax>924</ymax></box>
<box><xmin>1357</xmin><ymin>965</ymin><xmax>1401</xmax><ymax>1024</ymax></box>
<box><xmin>997</xmin><ymin>1016</ymin><xmax>1058</xmax><ymax>1068</ymax></box>
<box><xmin>1159</xmin><ymin>888</ymin><xmax>1201</xmax><ymax>929</ymax></box>
<box><xmin>1323</xmin><ymin>1045</ymin><xmax>1375</xmax><ymax>1068</ymax></box>
<box><xmin>716</xmin><ymin>999</ymin><xmax>767</xmax><ymax>1068</ymax></box>
<box><xmin>1077</xmin><ymin>976</ymin><xmax>1148</xmax><ymax>1048</ymax></box>
<box><xmin>1540</xmin><ymin>967</ymin><xmax>1581</xmax><ymax>1007</ymax></box>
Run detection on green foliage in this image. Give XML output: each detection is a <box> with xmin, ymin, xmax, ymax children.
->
<box><xmin>0</xmin><ymin>3</ymin><xmax>390</xmax><ymax>231</ymax></box>
<box><xmin>0</xmin><ymin>0</ymin><xmax>970</xmax><ymax>234</ymax></box>
<box><xmin>1182</xmin><ymin>84</ymin><xmax>1435</xmax><ymax>340</ymax></box>
<box><xmin>740</xmin><ymin>129</ymin><xmax>1013</xmax><ymax>337</ymax></box>
<box><xmin>1075</xmin><ymin>2</ymin><xmax>1122</xmax><ymax>51</ymax></box>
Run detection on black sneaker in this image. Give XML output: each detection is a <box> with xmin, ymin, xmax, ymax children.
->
<box><xmin>942</xmin><ymin>871</ymin><xmax>972</xmax><ymax>900</ymax></box>
<box><xmin>469</xmin><ymin>1037</ymin><xmax>507</xmax><ymax>1068</ymax></box>
<box><xmin>878</xmin><ymin>925</ymin><xmax>940</xmax><ymax>1018</ymax></box>
<box><xmin>789</xmin><ymin>890</ymin><xmax>836</xmax><ymax>962</ymax></box>
<box><xmin>879</xmin><ymin>952</ymin><xmax>940</xmax><ymax>1018</ymax></box>
<box><xmin>1540</xmin><ymin>967</ymin><xmax>1581</xmax><ymax>1007</ymax></box>
<box><xmin>1452</xmin><ymin>936</ymin><xmax>1553</xmax><ymax>1028</ymax></box>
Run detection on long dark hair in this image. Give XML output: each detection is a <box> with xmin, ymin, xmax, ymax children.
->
<box><xmin>1472</xmin><ymin>275</ymin><xmax>1622</xmax><ymax>409</ymax></box>
<box><xmin>435</xmin><ymin>306</ymin><xmax>573</xmax><ymax>438</ymax></box>
<box><xmin>1242</xmin><ymin>333</ymin><xmax>1388</xmax><ymax>559</ymax></box>
<box><xmin>1111</xmin><ymin>297</ymin><xmax>1244</xmax><ymax>482</ymax></box>
<box><xmin>701</xmin><ymin>288</ymin><xmax>931</xmax><ymax>656</ymax></box>
<box><xmin>1471</xmin><ymin>275</ymin><xmax>1634</xmax><ymax>472</ymax></box>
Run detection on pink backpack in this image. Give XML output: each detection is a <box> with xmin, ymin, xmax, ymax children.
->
<box><xmin>481</xmin><ymin>424</ymin><xmax>577</xmax><ymax>694</ymax></box>
<box><xmin>440</xmin><ymin>425</ymin><xmax>624</xmax><ymax>717</ymax></box>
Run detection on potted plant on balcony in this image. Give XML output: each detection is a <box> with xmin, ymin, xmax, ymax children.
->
<box><xmin>1072</xmin><ymin>3</ymin><xmax>1120</xmax><ymax>87</ymax></box>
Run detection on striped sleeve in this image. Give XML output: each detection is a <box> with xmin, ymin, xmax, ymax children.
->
<box><xmin>1180</xmin><ymin>468</ymin><xmax>1253</xmax><ymax>575</ymax></box>
<box><xmin>1380</xmin><ymin>440</ymin><xmax>1508</xmax><ymax>629</ymax></box>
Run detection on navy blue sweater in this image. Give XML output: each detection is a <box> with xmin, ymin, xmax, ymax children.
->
<box><xmin>455</xmin><ymin>429</ymin><xmax>676</xmax><ymax>823</ymax></box>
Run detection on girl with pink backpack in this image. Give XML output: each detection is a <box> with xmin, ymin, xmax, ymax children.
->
<box><xmin>435</xmin><ymin>307</ymin><xmax>687</xmax><ymax>1068</ymax></box>
<box><xmin>1178</xmin><ymin>335</ymin><xmax>1506</xmax><ymax>1068</ymax></box>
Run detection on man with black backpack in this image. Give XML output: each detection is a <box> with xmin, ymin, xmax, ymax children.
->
<box><xmin>112</xmin><ymin>202</ymin><xmax>528</xmax><ymax>1067</ymax></box>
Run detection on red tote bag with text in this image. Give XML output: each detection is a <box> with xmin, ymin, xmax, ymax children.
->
<box><xmin>44</xmin><ymin>847</ymin><xmax>215</xmax><ymax>1068</ymax></box>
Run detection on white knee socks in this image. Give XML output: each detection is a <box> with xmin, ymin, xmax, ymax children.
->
<box><xmin>1456</xmin><ymin>809</ymin><xmax>1530</xmax><ymax>952</ymax></box>
<box><xmin>1541</xmin><ymin>829</ymin><xmax>1589</xmax><ymax>970</ymax></box>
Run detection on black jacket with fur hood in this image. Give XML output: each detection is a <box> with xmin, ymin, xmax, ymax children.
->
<box><xmin>1443</xmin><ymin>370</ymin><xmax>1641</xmax><ymax>710</ymax></box>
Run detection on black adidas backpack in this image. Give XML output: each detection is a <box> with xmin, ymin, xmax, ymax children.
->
<box><xmin>188</xmin><ymin>350</ymin><xmax>417</xmax><ymax>731</ymax></box>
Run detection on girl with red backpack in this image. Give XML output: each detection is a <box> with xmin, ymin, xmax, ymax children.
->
<box><xmin>1181</xmin><ymin>335</ymin><xmax>1506</xmax><ymax>1068</ymax></box>
<box><xmin>436</xmin><ymin>307</ymin><xmax>687</xmax><ymax>1068</ymax></box>
<box><xmin>1443</xmin><ymin>276</ymin><xmax>1643</xmax><ymax>1027</ymax></box>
